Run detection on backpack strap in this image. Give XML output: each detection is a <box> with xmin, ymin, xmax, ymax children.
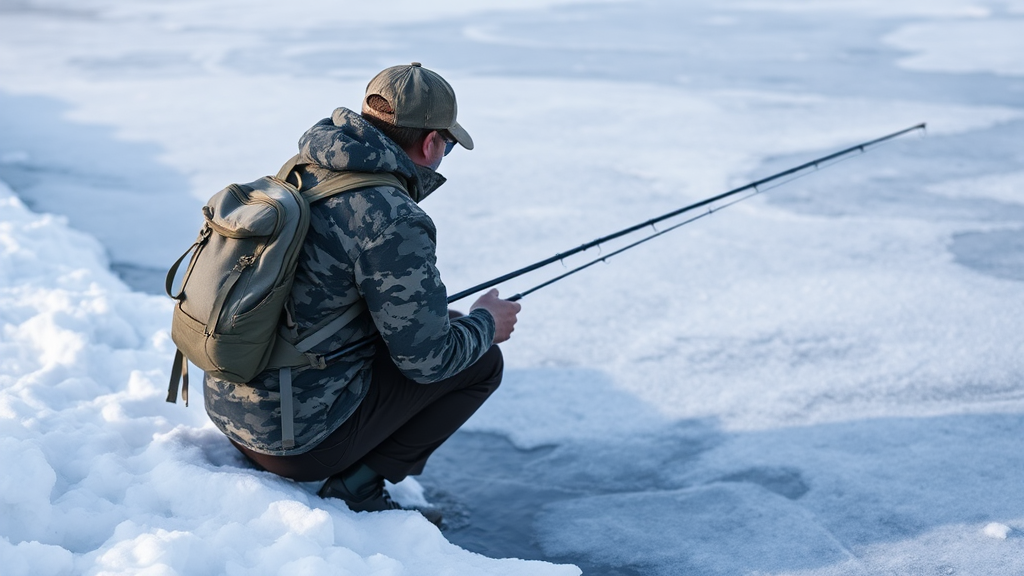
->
<box><xmin>279</xmin><ymin>366</ymin><xmax>296</xmax><ymax>448</ymax></box>
<box><xmin>265</xmin><ymin>157</ymin><xmax>408</xmax><ymax>449</ymax></box>
<box><xmin>267</xmin><ymin>300</ymin><xmax>368</xmax><ymax>370</ymax></box>
<box><xmin>275</xmin><ymin>154</ymin><xmax>303</xmax><ymax>186</ymax></box>
<box><xmin>303</xmin><ymin>171</ymin><xmax>407</xmax><ymax>202</ymax></box>
<box><xmin>271</xmin><ymin>300</ymin><xmax>367</xmax><ymax>449</ymax></box>
<box><xmin>165</xmin><ymin>225</ymin><xmax>212</xmax><ymax>300</ymax></box>
<box><xmin>275</xmin><ymin>154</ymin><xmax>410</xmax><ymax>199</ymax></box>
<box><xmin>166</xmin><ymin>349</ymin><xmax>189</xmax><ymax>406</ymax></box>
<box><xmin>164</xmin><ymin>225</ymin><xmax>215</xmax><ymax>405</ymax></box>
<box><xmin>262</xmin><ymin>160</ymin><xmax>405</xmax><ymax>372</ymax></box>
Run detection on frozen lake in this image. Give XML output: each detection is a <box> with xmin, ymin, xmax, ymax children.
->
<box><xmin>1</xmin><ymin>1</ymin><xmax>1022</xmax><ymax>574</ymax></box>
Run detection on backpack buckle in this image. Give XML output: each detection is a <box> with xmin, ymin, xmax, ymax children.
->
<box><xmin>304</xmin><ymin>353</ymin><xmax>327</xmax><ymax>370</ymax></box>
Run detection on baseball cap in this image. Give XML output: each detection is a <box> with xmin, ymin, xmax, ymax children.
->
<box><xmin>362</xmin><ymin>62</ymin><xmax>474</xmax><ymax>151</ymax></box>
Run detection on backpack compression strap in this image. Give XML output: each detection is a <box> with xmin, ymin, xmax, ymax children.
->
<box><xmin>164</xmin><ymin>227</ymin><xmax>214</xmax><ymax>406</ymax></box>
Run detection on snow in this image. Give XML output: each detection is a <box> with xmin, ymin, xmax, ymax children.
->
<box><xmin>2</xmin><ymin>0</ymin><xmax>1023</xmax><ymax>575</ymax></box>
<box><xmin>984</xmin><ymin>522</ymin><xmax>1011</xmax><ymax>540</ymax></box>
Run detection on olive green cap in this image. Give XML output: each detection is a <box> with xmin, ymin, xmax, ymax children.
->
<box><xmin>362</xmin><ymin>62</ymin><xmax>474</xmax><ymax>150</ymax></box>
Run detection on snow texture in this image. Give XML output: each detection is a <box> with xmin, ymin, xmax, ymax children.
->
<box><xmin>984</xmin><ymin>522</ymin><xmax>1011</xmax><ymax>540</ymax></box>
<box><xmin>1</xmin><ymin>0</ymin><xmax>1023</xmax><ymax>575</ymax></box>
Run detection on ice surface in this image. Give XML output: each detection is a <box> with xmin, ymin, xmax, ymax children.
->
<box><xmin>2</xmin><ymin>0</ymin><xmax>1023</xmax><ymax>574</ymax></box>
<box><xmin>886</xmin><ymin>18</ymin><xmax>1024</xmax><ymax>76</ymax></box>
<box><xmin>735</xmin><ymin>0</ymin><xmax>990</xmax><ymax>17</ymax></box>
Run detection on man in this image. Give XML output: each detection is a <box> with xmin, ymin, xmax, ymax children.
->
<box><xmin>203</xmin><ymin>63</ymin><xmax>521</xmax><ymax>522</ymax></box>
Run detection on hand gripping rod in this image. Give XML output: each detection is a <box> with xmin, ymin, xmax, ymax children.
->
<box><xmin>448</xmin><ymin>123</ymin><xmax>926</xmax><ymax>304</ymax></box>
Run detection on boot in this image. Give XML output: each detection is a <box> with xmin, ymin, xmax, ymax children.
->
<box><xmin>318</xmin><ymin>463</ymin><xmax>443</xmax><ymax>526</ymax></box>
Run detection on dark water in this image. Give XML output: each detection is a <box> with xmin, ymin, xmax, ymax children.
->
<box><xmin>419</xmin><ymin>414</ymin><xmax>1024</xmax><ymax>575</ymax></box>
<box><xmin>421</xmin><ymin>424</ymin><xmax>805</xmax><ymax>576</ymax></box>
<box><xmin>421</xmin><ymin>431</ymin><xmax>667</xmax><ymax>576</ymax></box>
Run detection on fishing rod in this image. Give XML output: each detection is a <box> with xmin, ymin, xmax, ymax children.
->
<box><xmin>320</xmin><ymin>123</ymin><xmax>925</xmax><ymax>365</ymax></box>
<box><xmin>447</xmin><ymin>123</ymin><xmax>926</xmax><ymax>304</ymax></box>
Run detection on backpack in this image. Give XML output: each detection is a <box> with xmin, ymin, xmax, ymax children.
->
<box><xmin>165</xmin><ymin>155</ymin><xmax>406</xmax><ymax>447</ymax></box>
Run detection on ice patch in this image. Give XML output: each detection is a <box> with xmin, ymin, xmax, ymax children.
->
<box><xmin>949</xmin><ymin>227</ymin><xmax>1024</xmax><ymax>283</ymax></box>
<box><xmin>95</xmin><ymin>0</ymin><xmax>628</xmax><ymax>30</ymax></box>
<box><xmin>734</xmin><ymin>0</ymin><xmax>990</xmax><ymax>18</ymax></box>
<box><xmin>885</xmin><ymin>18</ymin><xmax>1024</xmax><ymax>77</ymax></box>
<box><xmin>464</xmin><ymin>367</ymin><xmax>668</xmax><ymax>449</ymax></box>
<box><xmin>0</xmin><ymin>151</ymin><xmax>29</xmax><ymax>164</ymax></box>
<box><xmin>926</xmin><ymin>171</ymin><xmax>1024</xmax><ymax>205</ymax></box>
<box><xmin>535</xmin><ymin>483</ymin><xmax>862</xmax><ymax>576</ymax></box>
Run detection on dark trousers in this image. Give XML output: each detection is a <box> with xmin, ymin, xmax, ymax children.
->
<box><xmin>233</xmin><ymin>344</ymin><xmax>503</xmax><ymax>483</ymax></box>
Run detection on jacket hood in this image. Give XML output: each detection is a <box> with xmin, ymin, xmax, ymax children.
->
<box><xmin>297</xmin><ymin>107</ymin><xmax>445</xmax><ymax>202</ymax></box>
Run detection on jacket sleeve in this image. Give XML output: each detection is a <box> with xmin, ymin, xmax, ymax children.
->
<box><xmin>353</xmin><ymin>211</ymin><xmax>496</xmax><ymax>383</ymax></box>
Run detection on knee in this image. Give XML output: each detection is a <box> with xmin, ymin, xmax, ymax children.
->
<box><xmin>479</xmin><ymin>344</ymin><xmax>504</xmax><ymax>392</ymax></box>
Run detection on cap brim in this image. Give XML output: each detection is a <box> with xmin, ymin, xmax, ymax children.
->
<box><xmin>447</xmin><ymin>121</ymin><xmax>474</xmax><ymax>151</ymax></box>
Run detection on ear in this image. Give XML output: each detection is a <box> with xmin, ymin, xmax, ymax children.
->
<box><xmin>405</xmin><ymin>130</ymin><xmax>442</xmax><ymax>167</ymax></box>
<box><xmin>420</xmin><ymin>130</ymin><xmax>442</xmax><ymax>160</ymax></box>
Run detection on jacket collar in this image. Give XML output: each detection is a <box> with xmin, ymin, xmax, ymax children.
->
<box><xmin>297</xmin><ymin>107</ymin><xmax>446</xmax><ymax>202</ymax></box>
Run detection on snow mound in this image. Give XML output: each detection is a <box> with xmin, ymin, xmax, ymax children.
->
<box><xmin>983</xmin><ymin>523</ymin><xmax>1011</xmax><ymax>540</ymax></box>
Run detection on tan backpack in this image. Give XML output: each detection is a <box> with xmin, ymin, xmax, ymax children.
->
<box><xmin>165</xmin><ymin>156</ymin><xmax>405</xmax><ymax>447</ymax></box>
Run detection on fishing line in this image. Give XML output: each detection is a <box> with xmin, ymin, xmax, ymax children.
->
<box><xmin>507</xmin><ymin>188</ymin><xmax>762</xmax><ymax>301</ymax></box>
<box><xmin>449</xmin><ymin>123</ymin><xmax>927</xmax><ymax>304</ymax></box>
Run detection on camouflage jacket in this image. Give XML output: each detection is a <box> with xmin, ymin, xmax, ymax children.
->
<box><xmin>204</xmin><ymin>107</ymin><xmax>496</xmax><ymax>456</ymax></box>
